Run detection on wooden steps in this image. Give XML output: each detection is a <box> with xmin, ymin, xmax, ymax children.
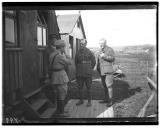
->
<box><xmin>22</xmin><ymin>87</ymin><xmax>57</xmax><ymax>120</ymax></box>
<box><xmin>31</xmin><ymin>99</ymin><xmax>48</xmax><ymax>111</ymax></box>
<box><xmin>41</xmin><ymin>108</ymin><xmax>56</xmax><ymax>118</ymax></box>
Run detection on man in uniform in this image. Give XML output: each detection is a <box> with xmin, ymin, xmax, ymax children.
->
<box><xmin>49</xmin><ymin>39</ymin><xmax>72</xmax><ymax>117</ymax></box>
<box><xmin>43</xmin><ymin>35</ymin><xmax>58</xmax><ymax>105</ymax></box>
<box><xmin>75</xmin><ymin>39</ymin><xmax>96</xmax><ymax>107</ymax></box>
<box><xmin>96</xmin><ymin>38</ymin><xmax>115</xmax><ymax>107</ymax></box>
<box><xmin>44</xmin><ymin>34</ymin><xmax>58</xmax><ymax>79</ymax></box>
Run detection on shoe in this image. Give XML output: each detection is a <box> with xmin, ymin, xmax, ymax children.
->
<box><xmin>76</xmin><ymin>100</ymin><xmax>84</xmax><ymax>106</ymax></box>
<box><xmin>55</xmin><ymin>110</ymin><xmax>68</xmax><ymax>114</ymax></box>
<box><xmin>64</xmin><ymin>110</ymin><xmax>68</xmax><ymax>113</ymax></box>
<box><xmin>99</xmin><ymin>100</ymin><xmax>108</xmax><ymax>103</ymax></box>
<box><xmin>86</xmin><ymin>102</ymin><xmax>92</xmax><ymax>107</ymax></box>
<box><xmin>106</xmin><ymin>101</ymin><xmax>113</xmax><ymax>107</ymax></box>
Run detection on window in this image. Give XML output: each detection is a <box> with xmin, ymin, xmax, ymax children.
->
<box><xmin>37</xmin><ymin>11</ymin><xmax>47</xmax><ymax>46</ymax></box>
<box><xmin>69</xmin><ymin>36</ymin><xmax>73</xmax><ymax>58</ymax></box>
<box><xmin>76</xmin><ymin>38</ymin><xmax>80</xmax><ymax>52</ymax></box>
<box><xmin>77</xmin><ymin>21</ymin><xmax>80</xmax><ymax>28</ymax></box>
<box><xmin>4</xmin><ymin>10</ymin><xmax>17</xmax><ymax>45</ymax></box>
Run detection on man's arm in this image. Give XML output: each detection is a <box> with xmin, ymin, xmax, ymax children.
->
<box><xmin>90</xmin><ymin>51</ymin><xmax>96</xmax><ymax>69</ymax></box>
<box><xmin>58</xmin><ymin>54</ymin><xmax>72</xmax><ymax>66</ymax></box>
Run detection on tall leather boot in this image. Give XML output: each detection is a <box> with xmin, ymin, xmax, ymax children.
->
<box><xmin>99</xmin><ymin>88</ymin><xmax>109</xmax><ymax>103</ymax></box>
<box><xmin>55</xmin><ymin>100</ymin><xmax>61</xmax><ymax>114</ymax></box>
<box><xmin>76</xmin><ymin>90</ymin><xmax>84</xmax><ymax>106</ymax></box>
<box><xmin>106</xmin><ymin>98</ymin><xmax>113</xmax><ymax>107</ymax></box>
<box><xmin>57</xmin><ymin>100</ymin><xmax>69</xmax><ymax>117</ymax></box>
<box><xmin>106</xmin><ymin>86</ymin><xmax>113</xmax><ymax>107</ymax></box>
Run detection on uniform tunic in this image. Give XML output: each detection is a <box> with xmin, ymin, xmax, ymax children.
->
<box><xmin>49</xmin><ymin>52</ymin><xmax>71</xmax><ymax>100</ymax></box>
<box><xmin>75</xmin><ymin>47</ymin><xmax>96</xmax><ymax>77</ymax></box>
<box><xmin>75</xmin><ymin>47</ymin><xmax>96</xmax><ymax>101</ymax></box>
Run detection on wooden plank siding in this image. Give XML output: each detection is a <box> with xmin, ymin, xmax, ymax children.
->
<box><xmin>4</xmin><ymin>48</ymin><xmax>23</xmax><ymax>105</ymax></box>
<box><xmin>37</xmin><ymin>48</ymin><xmax>46</xmax><ymax>82</ymax></box>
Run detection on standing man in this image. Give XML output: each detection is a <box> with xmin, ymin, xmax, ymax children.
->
<box><xmin>75</xmin><ymin>39</ymin><xmax>96</xmax><ymax>107</ymax></box>
<box><xmin>44</xmin><ymin>35</ymin><xmax>58</xmax><ymax>80</ymax></box>
<box><xmin>96</xmin><ymin>38</ymin><xmax>115</xmax><ymax>107</ymax></box>
<box><xmin>50</xmin><ymin>39</ymin><xmax>71</xmax><ymax>117</ymax></box>
<box><xmin>43</xmin><ymin>35</ymin><xmax>58</xmax><ymax>105</ymax></box>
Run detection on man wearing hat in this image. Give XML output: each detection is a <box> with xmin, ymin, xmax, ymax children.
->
<box><xmin>96</xmin><ymin>38</ymin><xmax>115</xmax><ymax>107</ymax></box>
<box><xmin>43</xmin><ymin>35</ymin><xmax>59</xmax><ymax>105</ymax></box>
<box><xmin>49</xmin><ymin>39</ymin><xmax>71</xmax><ymax>117</ymax></box>
<box><xmin>44</xmin><ymin>34</ymin><xmax>58</xmax><ymax>79</ymax></box>
<box><xmin>75</xmin><ymin>39</ymin><xmax>96</xmax><ymax>107</ymax></box>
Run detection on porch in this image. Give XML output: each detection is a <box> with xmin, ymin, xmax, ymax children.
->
<box><xmin>64</xmin><ymin>99</ymin><xmax>114</xmax><ymax>118</ymax></box>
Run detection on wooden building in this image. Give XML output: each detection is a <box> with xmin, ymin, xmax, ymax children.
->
<box><xmin>3</xmin><ymin>9</ymin><xmax>87</xmax><ymax>120</ymax></box>
<box><xmin>3</xmin><ymin>9</ymin><xmax>60</xmax><ymax>119</ymax></box>
<box><xmin>57</xmin><ymin>14</ymin><xmax>86</xmax><ymax>79</ymax></box>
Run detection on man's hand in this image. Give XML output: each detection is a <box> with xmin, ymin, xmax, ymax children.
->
<box><xmin>93</xmin><ymin>65</ymin><xmax>97</xmax><ymax>71</ymax></box>
<box><xmin>65</xmin><ymin>54</ymin><xmax>71</xmax><ymax>59</ymax></box>
<box><xmin>100</xmin><ymin>53</ymin><xmax>105</xmax><ymax>58</ymax></box>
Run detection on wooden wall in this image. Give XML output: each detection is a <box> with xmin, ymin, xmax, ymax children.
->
<box><xmin>19</xmin><ymin>11</ymin><xmax>40</xmax><ymax>95</ymax></box>
<box><xmin>4</xmin><ymin>48</ymin><xmax>23</xmax><ymax>105</ymax></box>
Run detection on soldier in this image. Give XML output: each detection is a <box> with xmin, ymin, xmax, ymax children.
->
<box><xmin>44</xmin><ymin>34</ymin><xmax>58</xmax><ymax>79</ymax></box>
<box><xmin>43</xmin><ymin>35</ymin><xmax>58</xmax><ymax>105</ymax></box>
<box><xmin>49</xmin><ymin>39</ymin><xmax>72</xmax><ymax>117</ymax></box>
<box><xmin>75</xmin><ymin>39</ymin><xmax>96</xmax><ymax>107</ymax></box>
<box><xmin>96</xmin><ymin>38</ymin><xmax>115</xmax><ymax>107</ymax></box>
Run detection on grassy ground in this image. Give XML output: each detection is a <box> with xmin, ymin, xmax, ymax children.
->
<box><xmin>65</xmin><ymin>52</ymin><xmax>157</xmax><ymax>117</ymax></box>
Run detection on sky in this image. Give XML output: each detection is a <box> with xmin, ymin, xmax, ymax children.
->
<box><xmin>56</xmin><ymin>9</ymin><xmax>156</xmax><ymax>48</ymax></box>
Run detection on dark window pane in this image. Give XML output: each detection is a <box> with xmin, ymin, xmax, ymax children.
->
<box><xmin>69</xmin><ymin>36</ymin><xmax>73</xmax><ymax>58</ymax></box>
<box><xmin>5</xmin><ymin>17</ymin><xmax>15</xmax><ymax>43</ymax></box>
<box><xmin>43</xmin><ymin>28</ymin><xmax>46</xmax><ymax>46</ymax></box>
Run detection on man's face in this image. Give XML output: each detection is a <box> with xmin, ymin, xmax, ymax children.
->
<box><xmin>50</xmin><ymin>38</ymin><xmax>57</xmax><ymax>46</ymax></box>
<box><xmin>99</xmin><ymin>40</ymin><xmax>106</xmax><ymax>49</ymax></box>
<box><xmin>60</xmin><ymin>46</ymin><xmax>65</xmax><ymax>53</ymax></box>
<box><xmin>80</xmin><ymin>42</ymin><xmax>86</xmax><ymax>49</ymax></box>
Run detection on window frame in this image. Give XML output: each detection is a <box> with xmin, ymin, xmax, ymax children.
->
<box><xmin>69</xmin><ymin>35</ymin><xmax>74</xmax><ymax>59</ymax></box>
<box><xmin>37</xmin><ymin>12</ymin><xmax>48</xmax><ymax>47</ymax></box>
<box><xmin>76</xmin><ymin>38</ymin><xmax>80</xmax><ymax>53</ymax></box>
<box><xmin>4</xmin><ymin>10</ymin><xmax>18</xmax><ymax>47</ymax></box>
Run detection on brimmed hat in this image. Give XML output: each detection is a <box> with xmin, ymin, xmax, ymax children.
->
<box><xmin>55</xmin><ymin>40</ymin><xmax>66</xmax><ymax>47</ymax></box>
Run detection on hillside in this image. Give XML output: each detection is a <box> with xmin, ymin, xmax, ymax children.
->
<box><xmin>89</xmin><ymin>44</ymin><xmax>156</xmax><ymax>55</ymax></box>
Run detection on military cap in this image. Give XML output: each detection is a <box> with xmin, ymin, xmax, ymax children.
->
<box><xmin>55</xmin><ymin>39</ymin><xmax>66</xmax><ymax>47</ymax></box>
<box><xmin>48</xmin><ymin>34</ymin><xmax>59</xmax><ymax>46</ymax></box>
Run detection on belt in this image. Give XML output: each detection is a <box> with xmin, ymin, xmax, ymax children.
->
<box><xmin>105</xmin><ymin>72</ymin><xmax>114</xmax><ymax>75</ymax></box>
<box><xmin>52</xmin><ymin>68</ymin><xmax>64</xmax><ymax>72</ymax></box>
<box><xmin>81</xmin><ymin>61</ymin><xmax>91</xmax><ymax>64</ymax></box>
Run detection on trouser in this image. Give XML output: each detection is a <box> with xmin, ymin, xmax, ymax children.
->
<box><xmin>101</xmin><ymin>74</ymin><xmax>113</xmax><ymax>101</ymax></box>
<box><xmin>54</xmin><ymin>84</ymin><xmax>68</xmax><ymax>114</ymax></box>
<box><xmin>77</xmin><ymin>77</ymin><xmax>92</xmax><ymax>102</ymax></box>
<box><xmin>55</xmin><ymin>84</ymin><xmax>68</xmax><ymax>100</ymax></box>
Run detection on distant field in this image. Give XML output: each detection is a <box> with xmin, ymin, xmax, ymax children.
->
<box><xmin>66</xmin><ymin>52</ymin><xmax>157</xmax><ymax>117</ymax></box>
<box><xmin>113</xmin><ymin>52</ymin><xmax>157</xmax><ymax>117</ymax></box>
